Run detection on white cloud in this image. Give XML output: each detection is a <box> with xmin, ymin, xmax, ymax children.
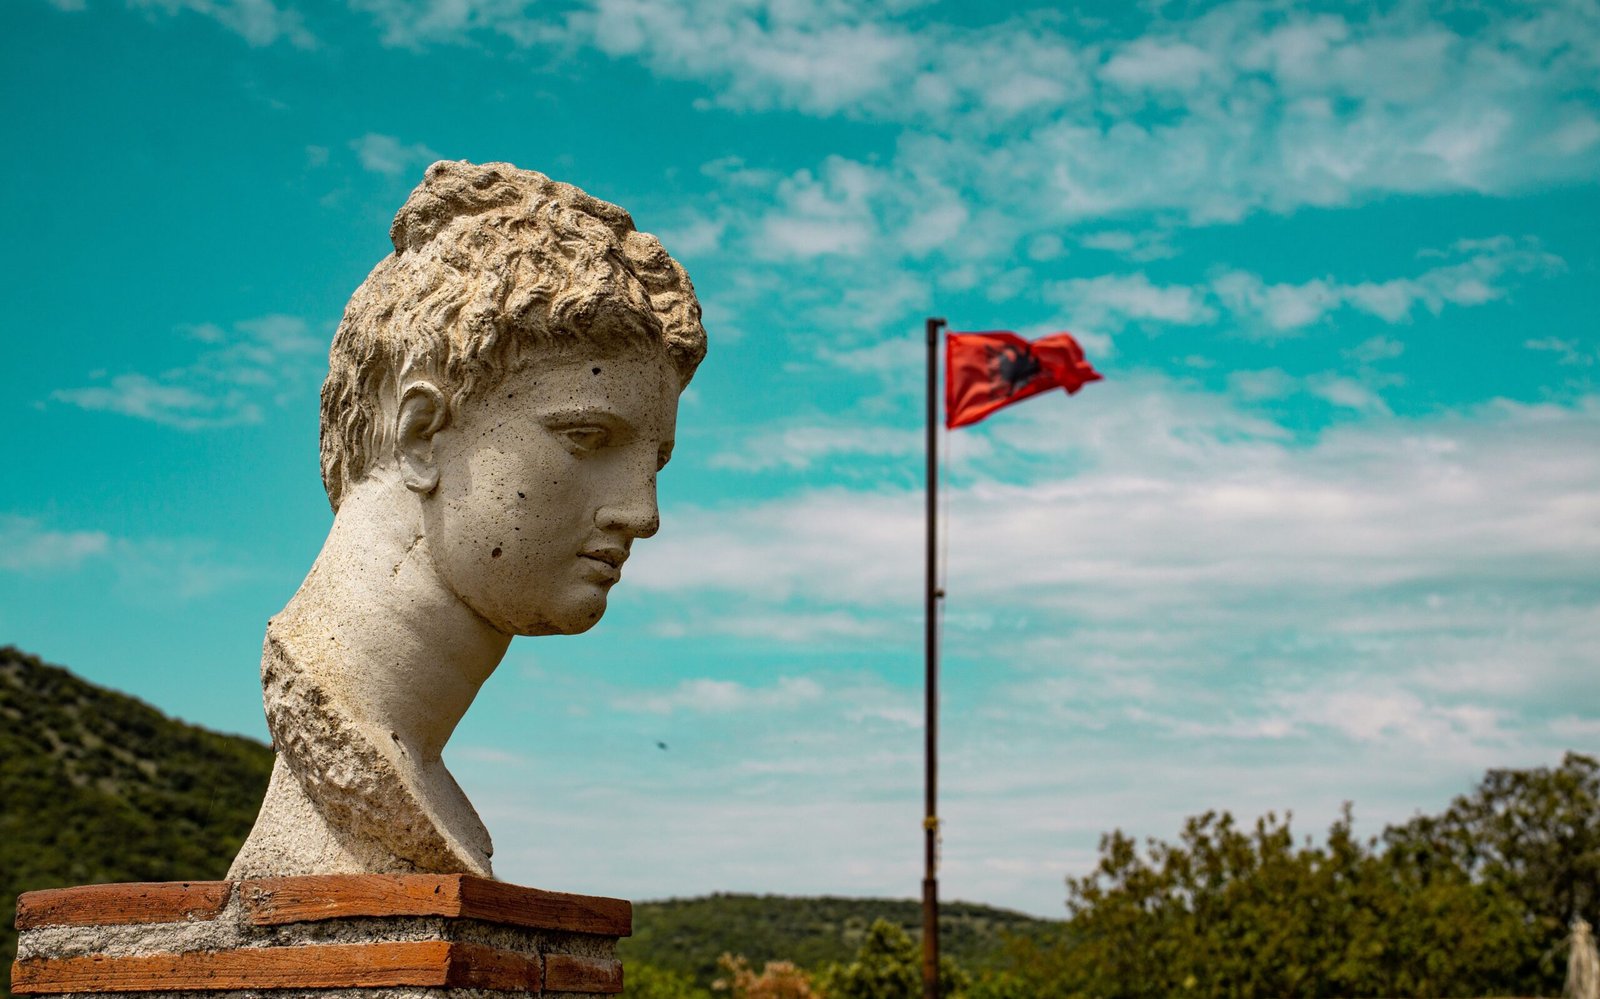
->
<box><xmin>1078</xmin><ymin>229</ymin><xmax>1175</xmax><ymax>262</ymax></box>
<box><xmin>1212</xmin><ymin>272</ymin><xmax>1341</xmax><ymax>332</ymax></box>
<box><xmin>0</xmin><ymin>517</ymin><xmax>111</xmax><ymax>571</ymax></box>
<box><xmin>1044</xmin><ymin>237</ymin><xmax>1563</xmax><ymax>337</ymax></box>
<box><xmin>108</xmin><ymin>537</ymin><xmax>262</xmax><ymax>601</ymax></box>
<box><xmin>603</xmin><ymin>0</ymin><xmax>1599</xmax><ymax>264</ymax></box>
<box><xmin>753</xmin><ymin>157</ymin><xmax>888</xmax><ymax>259</ymax></box>
<box><xmin>583</xmin><ymin>0</ymin><xmax>916</xmax><ymax>117</ymax></box>
<box><xmin>1100</xmin><ymin>38</ymin><xmax>1220</xmax><ymax>92</ymax></box>
<box><xmin>614</xmin><ymin>676</ymin><xmax>826</xmax><ymax>715</ymax></box>
<box><xmin>815</xmin><ymin>339</ymin><xmax>921</xmax><ymax>376</ymax></box>
<box><xmin>1048</xmin><ymin>272</ymin><xmax>1218</xmax><ymax>330</ymax></box>
<box><xmin>52</xmin><ymin>314</ymin><xmax>323</xmax><ymax>429</ymax></box>
<box><xmin>0</xmin><ymin>516</ymin><xmax>259</xmax><ymax>602</ymax></box>
<box><xmin>449</xmin><ymin>746</ymin><xmax>531</xmax><ymax>766</ymax></box>
<box><xmin>1526</xmin><ymin>336</ymin><xmax>1598</xmax><ymax>367</ymax></box>
<box><xmin>1346</xmin><ymin>335</ymin><xmax>1405</xmax><ymax>363</ymax></box>
<box><xmin>126</xmin><ymin>0</ymin><xmax>315</xmax><ymax>48</ymax></box>
<box><xmin>53</xmin><ymin>374</ymin><xmax>259</xmax><ymax>429</ymax></box>
<box><xmin>351</xmin><ymin>132</ymin><xmax>441</xmax><ymax>176</ymax></box>
<box><xmin>708</xmin><ymin>423</ymin><xmax>920</xmax><ymax>472</ymax></box>
<box><xmin>1309</xmin><ymin>374</ymin><xmax>1391</xmax><ymax>413</ymax></box>
<box><xmin>1228</xmin><ymin>368</ymin><xmax>1296</xmax><ymax>401</ymax></box>
<box><xmin>348</xmin><ymin>0</ymin><xmax>559</xmax><ymax>48</ymax></box>
<box><xmin>631</xmin><ymin>487</ymin><xmax>918</xmax><ymax>606</ymax></box>
<box><xmin>656</xmin><ymin>215</ymin><xmax>727</xmax><ymax>258</ymax></box>
<box><xmin>1270</xmin><ymin>687</ymin><xmax>1511</xmax><ymax>750</ymax></box>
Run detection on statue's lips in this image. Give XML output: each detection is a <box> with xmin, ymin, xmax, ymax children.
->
<box><xmin>578</xmin><ymin>548</ymin><xmax>626</xmax><ymax>582</ymax></box>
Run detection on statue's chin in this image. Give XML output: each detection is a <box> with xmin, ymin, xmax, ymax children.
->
<box><xmin>513</xmin><ymin>618</ymin><xmax>602</xmax><ymax>638</ymax></box>
<box><xmin>502</xmin><ymin>600</ymin><xmax>608</xmax><ymax>638</ymax></box>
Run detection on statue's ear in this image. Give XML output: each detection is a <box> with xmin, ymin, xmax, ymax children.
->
<box><xmin>396</xmin><ymin>381</ymin><xmax>448</xmax><ymax>495</ymax></box>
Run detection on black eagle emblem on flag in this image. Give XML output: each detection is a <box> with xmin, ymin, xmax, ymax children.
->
<box><xmin>986</xmin><ymin>342</ymin><xmax>1042</xmax><ymax>399</ymax></box>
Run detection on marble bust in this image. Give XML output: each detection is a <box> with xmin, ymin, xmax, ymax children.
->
<box><xmin>228</xmin><ymin>161</ymin><xmax>706</xmax><ymax>879</ymax></box>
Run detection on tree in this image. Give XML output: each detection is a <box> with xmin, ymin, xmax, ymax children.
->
<box><xmin>961</xmin><ymin>970</ymin><xmax>1034</xmax><ymax>999</ymax></box>
<box><xmin>819</xmin><ymin>918</ymin><xmax>969</xmax><ymax>999</ymax></box>
<box><xmin>630</xmin><ymin>964</ymin><xmax>716</xmax><ymax>999</ymax></box>
<box><xmin>714</xmin><ymin>954</ymin><xmax>819</xmax><ymax>999</ymax></box>
<box><xmin>1032</xmin><ymin>804</ymin><xmax>1545</xmax><ymax>998</ymax></box>
<box><xmin>1386</xmin><ymin>752</ymin><xmax>1600</xmax><ymax>929</ymax></box>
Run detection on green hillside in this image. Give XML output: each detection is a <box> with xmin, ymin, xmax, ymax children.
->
<box><xmin>0</xmin><ymin>645</ymin><xmax>275</xmax><ymax>995</ymax></box>
<box><xmin>622</xmin><ymin>893</ymin><xmax>1056</xmax><ymax>987</ymax></box>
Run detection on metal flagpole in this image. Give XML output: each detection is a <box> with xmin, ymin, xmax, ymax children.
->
<box><xmin>923</xmin><ymin>316</ymin><xmax>946</xmax><ymax>999</ymax></box>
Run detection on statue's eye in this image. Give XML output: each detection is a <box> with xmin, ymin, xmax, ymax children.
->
<box><xmin>560</xmin><ymin>427</ymin><xmax>608</xmax><ymax>453</ymax></box>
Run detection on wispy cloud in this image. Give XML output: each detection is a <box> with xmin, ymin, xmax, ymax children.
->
<box><xmin>0</xmin><ymin>515</ymin><xmax>260</xmax><ymax>601</ymax></box>
<box><xmin>708</xmin><ymin>423</ymin><xmax>921</xmax><ymax>473</ymax></box>
<box><xmin>1046</xmin><ymin>236</ymin><xmax>1563</xmax><ymax>336</ymax></box>
<box><xmin>754</xmin><ymin>156</ymin><xmax>886</xmax><ymax>259</ymax></box>
<box><xmin>587</xmin><ymin>0</ymin><xmax>1600</xmax><ymax>243</ymax></box>
<box><xmin>1048</xmin><ymin>272</ymin><xmax>1218</xmax><ymax>330</ymax></box>
<box><xmin>52</xmin><ymin>314</ymin><xmax>324</xmax><ymax>429</ymax></box>
<box><xmin>1078</xmin><ymin>229</ymin><xmax>1177</xmax><ymax>262</ymax></box>
<box><xmin>52</xmin><ymin>374</ymin><xmax>260</xmax><ymax>429</ymax></box>
<box><xmin>109</xmin><ymin>536</ymin><xmax>263</xmax><ymax>602</ymax></box>
<box><xmin>0</xmin><ymin>517</ymin><xmax>111</xmax><ymax>571</ymax></box>
<box><xmin>351</xmin><ymin>132</ymin><xmax>441</xmax><ymax>176</ymax></box>
<box><xmin>654</xmin><ymin>609</ymin><xmax>894</xmax><ymax>644</ymax></box>
<box><xmin>582</xmin><ymin>0</ymin><xmax>916</xmax><ymax>117</ymax></box>
<box><xmin>349</xmin><ymin>0</ymin><xmax>563</xmax><ymax>49</ymax></box>
<box><xmin>614</xmin><ymin>676</ymin><xmax>826</xmax><ymax>715</ymax></box>
<box><xmin>1526</xmin><ymin>336</ymin><xmax>1599</xmax><ymax>367</ymax></box>
<box><xmin>126</xmin><ymin>0</ymin><xmax>316</xmax><ymax>48</ymax></box>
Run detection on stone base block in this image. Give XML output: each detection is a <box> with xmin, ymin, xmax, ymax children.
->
<box><xmin>11</xmin><ymin>875</ymin><xmax>630</xmax><ymax>998</ymax></box>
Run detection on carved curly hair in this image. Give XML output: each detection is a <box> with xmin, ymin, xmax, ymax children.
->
<box><xmin>318</xmin><ymin>160</ymin><xmax>707</xmax><ymax>511</ymax></box>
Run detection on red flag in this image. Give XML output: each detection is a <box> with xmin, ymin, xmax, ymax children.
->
<box><xmin>945</xmin><ymin>331</ymin><xmax>1102</xmax><ymax>429</ymax></box>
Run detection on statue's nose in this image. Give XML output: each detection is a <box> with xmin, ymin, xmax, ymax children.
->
<box><xmin>596</xmin><ymin>467</ymin><xmax>660</xmax><ymax>539</ymax></box>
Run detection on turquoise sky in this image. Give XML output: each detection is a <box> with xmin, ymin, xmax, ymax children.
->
<box><xmin>3</xmin><ymin>0</ymin><xmax>1597</xmax><ymax>917</ymax></box>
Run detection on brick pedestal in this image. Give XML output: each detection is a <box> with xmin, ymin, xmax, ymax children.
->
<box><xmin>11</xmin><ymin>875</ymin><xmax>629</xmax><ymax>998</ymax></box>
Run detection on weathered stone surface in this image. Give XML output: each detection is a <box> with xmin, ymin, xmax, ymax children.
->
<box><xmin>226</xmin><ymin>160</ymin><xmax>707</xmax><ymax>878</ymax></box>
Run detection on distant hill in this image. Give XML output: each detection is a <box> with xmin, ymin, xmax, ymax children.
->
<box><xmin>623</xmin><ymin>893</ymin><xmax>1058</xmax><ymax>986</ymax></box>
<box><xmin>0</xmin><ymin>645</ymin><xmax>274</xmax><ymax>996</ymax></box>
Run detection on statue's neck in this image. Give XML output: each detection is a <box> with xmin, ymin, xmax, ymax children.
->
<box><xmin>271</xmin><ymin>475</ymin><xmax>511</xmax><ymax>761</ymax></box>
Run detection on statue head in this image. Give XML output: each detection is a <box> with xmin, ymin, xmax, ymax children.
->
<box><xmin>318</xmin><ymin>160</ymin><xmax>707</xmax><ymax>636</ymax></box>
<box><xmin>230</xmin><ymin>162</ymin><xmax>705</xmax><ymax>881</ymax></box>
